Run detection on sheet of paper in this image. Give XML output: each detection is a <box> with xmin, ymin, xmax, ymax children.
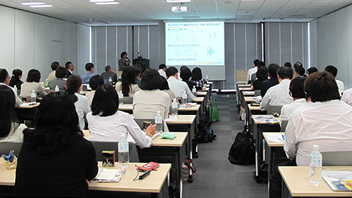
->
<box><xmin>95</xmin><ymin>168</ymin><xmax>120</xmax><ymax>180</ymax></box>
<box><xmin>265</xmin><ymin>133</ymin><xmax>284</xmax><ymax>143</ymax></box>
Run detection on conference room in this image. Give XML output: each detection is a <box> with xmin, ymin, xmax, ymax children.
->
<box><xmin>1</xmin><ymin>0</ymin><xmax>352</xmax><ymax>197</ymax></box>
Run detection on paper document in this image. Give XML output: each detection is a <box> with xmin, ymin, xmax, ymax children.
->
<box><xmin>92</xmin><ymin>168</ymin><xmax>126</xmax><ymax>183</ymax></box>
<box><xmin>323</xmin><ymin>171</ymin><xmax>352</xmax><ymax>191</ymax></box>
<box><xmin>265</xmin><ymin>133</ymin><xmax>285</xmax><ymax>143</ymax></box>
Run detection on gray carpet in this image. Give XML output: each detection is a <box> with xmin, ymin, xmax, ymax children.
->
<box><xmin>183</xmin><ymin>93</ymin><xmax>267</xmax><ymax>198</ymax></box>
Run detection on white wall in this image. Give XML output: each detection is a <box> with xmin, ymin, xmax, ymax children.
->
<box><xmin>0</xmin><ymin>5</ymin><xmax>90</xmax><ymax>81</ymax></box>
<box><xmin>312</xmin><ymin>4</ymin><xmax>352</xmax><ymax>89</ymax></box>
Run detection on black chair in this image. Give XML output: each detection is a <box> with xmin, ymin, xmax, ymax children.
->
<box><xmin>91</xmin><ymin>141</ymin><xmax>140</xmax><ymax>163</ymax></box>
<box><xmin>322</xmin><ymin>151</ymin><xmax>352</xmax><ymax>166</ymax></box>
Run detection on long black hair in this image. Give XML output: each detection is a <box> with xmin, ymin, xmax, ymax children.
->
<box><xmin>0</xmin><ymin>85</ymin><xmax>19</xmax><ymax>139</ymax></box>
<box><xmin>91</xmin><ymin>84</ymin><xmax>119</xmax><ymax>117</ymax></box>
<box><xmin>9</xmin><ymin>69</ymin><xmax>22</xmax><ymax>88</ymax></box>
<box><xmin>66</xmin><ymin>75</ymin><xmax>82</xmax><ymax>103</ymax></box>
<box><xmin>121</xmin><ymin>67</ymin><xmax>136</xmax><ymax>96</ymax></box>
<box><xmin>23</xmin><ymin>92</ymin><xmax>83</xmax><ymax>154</ymax></box>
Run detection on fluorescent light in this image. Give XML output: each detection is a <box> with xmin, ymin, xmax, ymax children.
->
<box><xmin>89</xmin><ymin>0</ymin><xmax>115</xmax><ymax>2</ymax></box>
<box><xmin>21</xmin><ymin>2</ymin><xmax>45</xmax><ymax>5</ymax></box>
<box><xmin>166</xmin><ymin>0</ymin><xmax>191</xmax><ymax>2</ymax></box>
<box><xmin>95</xmin><ymin>2</ymin><xmax>120</xmax><ymax>5</ymax></box>
<box><xmin>29</xmin><ymin>4</ymin><xmax>53</xmax><ymax>7</ymax></box>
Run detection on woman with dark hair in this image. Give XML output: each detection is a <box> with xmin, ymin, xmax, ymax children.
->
<box><xmin>115</xmin><ymin>67</ymin><xmax>139</xmax><ymax>97</ymax></box>
<box><xmin>20</xmin><ymin>69</ymin><xmax>47</xmax><ymax>99</ymax></box>
<box><xmin>180</xmin><ymin>66</ymin><xmax>195</xmax><ymax>91</ymax></box>
<box><xmin>190</xmin><ymin>67</ymin><xmax>204</xmax><ymax>89</ymax></box>
<box><xmin>252</xmin><ymin>66</ymin><xmax>268</xmax><ymax>90</ymax></box>
<box><xmin>9</xmin><ymin>69</ymin><xmax>23</xmax><ymax>91</ymax></box>
<box><xmin>133</xmin><ymin>68</ymin><xmax>170</xmax><ymax>130</ymax></box>
<box><xmin>159</xmin><ymin>76</ymin><xmax>176</xmax><ymax>105</ymax></box>
<box><xmin>48</xmin><ymin>66</ymin><xmax>67</xmax><ymax>92</ymax></box>
<box><xmin>0</xmin><ymin>85</ymin><xmax>26</xmax><ymax>142</ymax></box>
<box><xmin>87</xmin><ymin>84</ymin><xmax>155</xmax><ymax>147</ymax></box>
<box><xmin>118</xmin><ymin>51</ymin><xmax>130</xmax><ymax>71</ymax></box>
<box><xmin>86</xmin><ymin>75</ymin><xmax>104</xmax><ymax>105</ymax></box>
<box><xmin>13</xmin><ymin>92</ymin><xmax>98</xmax><ymax>197</ymax></box>
<box><xmin>66</xmin><ymin>75</ymin><xmax>90</xmax><ymax>130</ymax></box>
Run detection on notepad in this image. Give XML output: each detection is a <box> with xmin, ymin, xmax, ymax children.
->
<box><xmin>92</xmin><ymin>168</ymin><xmax>126</xmax><ymax>183</ymax></box>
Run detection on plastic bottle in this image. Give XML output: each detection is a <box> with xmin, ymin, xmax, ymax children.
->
<box><xmin>172</xmin><ymin>98</ymin><xmax>178</xmax><ymax>117</ymax></box>
<box><xmin>109</xmin><ymin>77</ymin><xmax>112</xmax><ymax>85</ymax></box>
<box><xmin>55</xmin><ymin>85</ymin><xmax>59</xmax><ymax>92</ymax></box>
<box><xmin>118</xmin><ymin>133</ymin><xmax>129</xmax><ymax>169</ymax></box>
<box><xmin>31</xmin><ymin>90</ymin><xmax>36</xmax><ymax>104</ymax></box>
<box><xmin>119</xmin><ymin>91</ymin><xmax>124</xmax><ymax>105</ymax></box>
<box><xmin>155</xmin><ymin>111</ymin><xmax>163</xmax><ymax>133</ymax></box>
<box><xmin>41</xmin><ymin>81</ymin><xmax>44</xmax><ymax>89</ymax></box>
<box><xmin>44</xmin><ymin>79</ymin><xmax>48</xmax><ymax>88</ymax></box>
<box><xmin>182</xmin><ymin>91</ymin><xmax>187</xmax><ymax>104</ymax></box>
<box><xmin>192</xmin><ymin>86</ymin><xmax>197</xmax><ymax>97</ymax></box>
<box><xmin>309</xmin><ymin>145</ymin><xmax>322</xmax><ymax>186</ymax></box>
<box><xmin>205</xmin><ymin>75</ymin><xmax>209</xmax><ymax>82</ymax></box>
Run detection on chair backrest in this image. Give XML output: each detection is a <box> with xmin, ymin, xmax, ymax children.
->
<box><xmin>121</xmin><ymin>97</ymin><xmax>133</xmax><ymax>104</ymax></box>
<box><xmin>0</xmin><ymin>142</ymin><xmax>23</xmax><ymax>156</ymax></box>
<box><xmin>321</xmin><ymin>151</ymin><xmax>352</xmax><ymax>166</ymax></box>
<box><xmin>236</xmin><ymin>70</ymin><xmax>248</xmax><ymax>82</ymax></box>
<box><xmin>280</xmin><ymin>120</ymin><xmax>288</xmax><ymax>132</ymax></box>
<box><xmin>91</xmin><ymin>141</ymin><xmax>139</xmax><ymax>163</ymax></box>
<box><xmin>267</xmin><ymin>105</ymin><xmax>282</xmax><ymax>115</ymax></box>
<box><xmin>254</xmin><ymin>90</ymin><xmax>261</xmax><ymax>96</ymax></box>
<box><xmin>134</xmin><ymin>118</ymin><xmax>165</xmax><ymax>132</ymax></box>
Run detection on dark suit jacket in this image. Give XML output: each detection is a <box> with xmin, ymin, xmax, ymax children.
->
<box><xmin>101</xmin><ymin>71</ymin><xmax>118</xmax><ymax>82</ymax></box>
<box><xmin>261</xmin><ymin>77</ymin><xmax>279</xmax><ymax>97</ymax></box>
<box><xmin>66</xmin><ymin>70</ymin><xmax>72</xmax><ymax>78</ymax></box>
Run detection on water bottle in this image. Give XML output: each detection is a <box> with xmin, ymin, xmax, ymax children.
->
<box><xmin>119</xmin><ymin>91</ymin><xmax>124</xmax><ymax>105</ymax></box>
<box><xmin>41</xmin><ymin>81</ymin><xmax>44</xmax><ymax>89</ymax></box>
<box><xmin>172</xmin><ymin>98</ymin><xmax>178</xmax><ymax>117</ymax></box>
<box><xmin>155</xmin><ymin>111</ymin><xmax>163</xmax><ymax>133</ymax></box>
<box><xmin>182</xmin><ymin>91</ymin><xmax>187</xmax><ymax>104</ymax></box>
<box><xmin>55</xmin><ymin>85</ymin><xmax>59</xmax><ymax>92</ymax></box>
<box><xmin>206</xmin><ymin>75</ymin><xmax>209</xmax><ymax>82</ymax></box>
<box><xmin>44</xmin><ymin>79</ymin><xmax>49</xmax><ymax>88</ymax></box>
<box><xmin>309</xmin><ymin>145</ymin><xmax>322</xmax><ymax>186</ymax></box>
<box><xmin>118</xmin><ymin>133</ymin><xmax>129</xmax><ymax>169</ymax></box>
<box><xmin>31</xmin><ymin>90</ymin><xmax>36</xmax><ymax>104</ymax></box>
<box><xmin>109</xmin><ymin>77</ymin><xmax>112</xmax><ymax>85</ymax></box>
<box><xmin>192</xmin><ymin>86</ymin><xmax>197</xmax><ymax>97</ymax></box>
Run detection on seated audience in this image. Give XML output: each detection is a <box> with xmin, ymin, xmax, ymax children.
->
<box><xmin>65</xmin><ymin>61</ymin><xmax>74</xmax><ymax>78</ymax></box>
<box><xmin>260</xmin><ymin>66</ymin><xmax>293</xmax><ymax>111</ymax></box>
<box><xmin>101</xmin><ymin>65</ymin><xmax>117</xmax><ymax>83</ymax></box>
<box><xmin>159</xmin><ymin>76</ymin><xmax>176</xmax><ymax>106</ymax></box>
<box><xmin>0</xmin><ymin>69</ymin><xmax>22</xmax><ymax>107</ymax></box>
<box><xmin>87</xmin><ymin>84</ymin><xmax>155</xmax><ymax>147</ymax></box>
<box><xmin>180</xmin><ymin>66</ymin><xmax>195</xmax><ymax>91</ymax></box>
<box><xmin>261</xmin><ymin>63</ymin><xmax>280</xmax><ymax>97</ymax></box>
<box><xmin>166</xmin><ymin>66</ymin><xmax>194</xmax><ymax>102</ymax></box>
<box><xmin>158</xmin><ymin>64</ymin><xmax>167</xmax><ymax>79</ymax></box>
<box><xmin>251</xmin><ymin>66</ymin><xmax>268</xmax><ymax>90</ymax></box>
<box><xmin>306</xmin><ymin>67</ymin><xmax>318</xmax><ymax>76</ymax></box>
<box><xmin>284</xmin><ymin>62</ymin><xmax>292</xmax><ymax>68</ymax></box>
<box><xmin>47</xmin><ymin>61</ymin><xmax>59</xmax><ymax>83</ymax></box>
<box><xmin>293</xmin><ymin>62</ymin><xmax>305</xmax><ymax>78</ymax></box>
<box><xmin>247</xmin><ymin>59</ymin><xmax>260</xmax><ymax>84</ymax></box>
<box><xmin>190</xmin><ymin>67</ymin><xmax>204</xmax><ymax>90</ymax></box>
<box><xmin>20</xmin><ymin>69</ymin><xmax>47</xmax><ymax>99</ymax></box>
<box><xmin>115</xmin><ymin>67</ymin><xmax>139</xmax><ymax>97</ymax></box>
<box><xmin>0</xmin><ymin>85</ymin><xmax>26</xmax><ymax>142</ymax></box>
<box><xmin>9</xmin><ymin>69</ymin><xmax>23</xmax><ymax>91</ymax></box>
<box><xmin>251</xmin><ymin>61</ymin><xmax>265</xmax><ymax>83</ymax></box>
<box><xmin>81</xmin><ymin>63</ymin><xmax>95</xmax><ymax>84</ymax></box>
<box><xmin>86</xmin><ymin>75</ymin><xmax>104</xmax><ymax>106</ymax></box>
<box><xmin>325</xmin><ymin>65</ymin><xmax>344</xmax><ymax>95</ymax></box>
<box><xmin>66</xmin><ymin>75</ymin><xmax>90</xmax><ymax>130</ymax></box>
<box><xmin>133</xmin><ymin>65</ymin><xmax>143</xmax><ymax>86</ymax></box>
<box><xmin>48</xmin><ymin>66</ymin><xmax>67</xmax><ymax>92</ymax></box>
<box><xmin>280</xmin><ymin>76</ymin><xmax>307</xmax><ymax>123</ymax></box>
<box><xmin>270</xmin><ymin>71</ymin><xmax>352</xmax><ymax>198</ymax></box>
<box><xmin>133</xmin><ymin>68</ymin><xmax>170</xmax><ymax>131</ymax></box>
<box><xmin>13</xmin><ymin>92</ymin><xmax>98</xmax><ymax>197</ymax></box>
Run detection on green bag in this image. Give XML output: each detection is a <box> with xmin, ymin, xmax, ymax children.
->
<box><xmin>209</xmin><ymin>98</ymin><xmax>219</xmax><ymax>122</ymax></box>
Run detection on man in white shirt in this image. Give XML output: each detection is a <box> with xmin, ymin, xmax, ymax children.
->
<box><xmin>280</xmin><ymin>76</ymin><xmax>307</xmax><ymax>128</ymax></box>
<box><xmin>325</xmin><ymin>65</ymin><xmax>344</xmax><ymax>95</ymax></box>
<box><xmin>247</xmin><ymin>59</ymin><xmax>259</xmax><ymax>84</ymax></box>
<box><xmin>166</xmin><ymin>66</ymin><xmax>194</xmax><ymax>102</ymax></box>
<box><xmin>260</xmin><ymin>66</ymin><xmax>293</xmax><ymax>111</ymax></box>
<box><xmin>0</xmin><ymin>68</ymin><xmax>22</xmax><ymax>107</ymax></box>
<box><xmin>158</xmin><ymin>64</ymin><xmax>167</xmax><ymax>79</ymax></box>
<box><xmin>341</xmin><ymin>88</ymin><xmax>352</xmax><ymax>106</ymax></box>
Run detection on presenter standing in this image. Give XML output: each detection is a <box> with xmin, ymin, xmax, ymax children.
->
<box><xmin>118</xmin><ymin>51</ymin><xmax>130</xmax><ymax>71</ymax></box>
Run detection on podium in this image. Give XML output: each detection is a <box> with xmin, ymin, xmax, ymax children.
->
<box><xmin>133</xmin><ymin>58</ymin><xmax>149</xmax><ymax>72</ymax></box>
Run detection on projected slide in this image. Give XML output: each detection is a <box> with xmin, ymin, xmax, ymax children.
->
<box><xmin>165</xmin><ymin>21</ymin><xmax>224</xmax><ymax>66</ymax></box>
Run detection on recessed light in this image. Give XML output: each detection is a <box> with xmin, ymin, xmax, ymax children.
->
<box><xmin>29</xmin><ymin>4</ymin><xmax>53</xmax><ymax>8</ymax></box>
<box><xmin>89</xmin><ymin>0</ymin><xmax>115</xmax><ymax>2</ymax></box>
<box><xmin>95</xmin><ymin>2</ymin><xmax>120</xmax><ymax>5</ymax></box>
<box><xmin>166</xmin><ymin>0</ymin><xmax>191</xmax><ymax>3</ymax></box>
<box><xmin>21</xmin><ymin>2</ymin><xmax>45</xmax><ymax>5</ymax></box>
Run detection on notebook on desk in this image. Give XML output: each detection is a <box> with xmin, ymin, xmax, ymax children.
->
<box><xmin>323</xmin><ymin>171</ymin><xmax>352</xmax><ymax>191</ymax></box>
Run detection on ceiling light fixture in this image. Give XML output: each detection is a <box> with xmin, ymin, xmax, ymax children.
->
<box><xmin>166</xmin><ymin>0</ymin><xmax>191</xmax><ymax>3</ymax></box>
<box><xmin>95</xmin><ymin>2</ymin><xmax>119</xmax><ymax>5</ymax></box>
<box><xmin>21</xmin><ymin>2</ymin><xmax>45</xmax><ymax>5</ymax></box>
<box><xmin>89</xmin><ymin>0</ymin><xmax>114</xmax><ymax>2</ymax></box>
<box><xmin>29</xmin><ymin>4</ymin><xmax>53</xmax><ymax>7</ymax></box>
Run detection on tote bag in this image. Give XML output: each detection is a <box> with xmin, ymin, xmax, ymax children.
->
<box><xmin>209</xmin><ymin>98</ymin><xmax>219</xmax><ymax>122</ymax></box>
